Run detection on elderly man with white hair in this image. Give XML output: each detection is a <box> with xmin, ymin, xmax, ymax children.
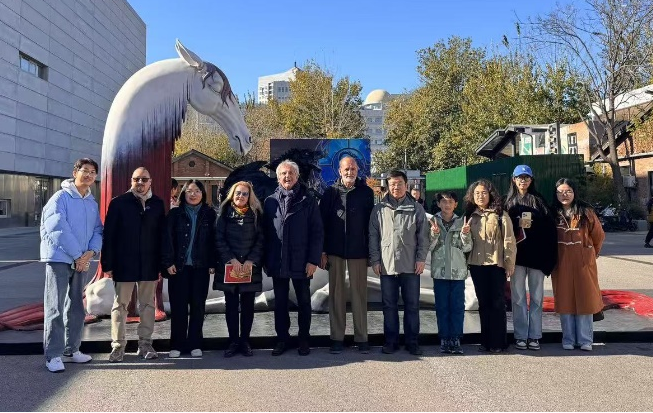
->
<box><xmin>262</xmin><ymin>160</ymin><xmax>324</xmax><ymax>356</ymax></box>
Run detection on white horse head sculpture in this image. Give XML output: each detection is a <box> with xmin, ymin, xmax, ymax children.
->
<box><xmin>174</xmin><ymin>40</ymin><xmax>253</xmax><ymax>155</ymax></box>
<box><xmin>101</xmin><ymin>40</ymin><xmax>252</xmax><ymax>173</ymax></box>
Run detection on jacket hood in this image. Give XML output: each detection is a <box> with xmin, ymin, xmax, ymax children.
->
<box><xmin>61</xmin><ymin>179</ymin><xmax>93</xmax><ymax>199</ymax></box>
<box><xmin>435</xmin><ymin>212</ymin><xmax>464</xmax><ymax>230</ymax></box>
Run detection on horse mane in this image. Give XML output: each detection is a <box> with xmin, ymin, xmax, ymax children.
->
<box><xmin>202</xmin><ymin>62</ymin><xmax>235</xmax><ymax>107</ymax></box>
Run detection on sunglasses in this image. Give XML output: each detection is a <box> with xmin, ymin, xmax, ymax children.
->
<box><xmin>235</xmin><ymin>191</ymin><xmax>249</xmax><ymax>197</ymax></box>
<box><xmin>132</xmin><ymin>177</ymin><xmax>150</xmax><ymax>183</ymax></box>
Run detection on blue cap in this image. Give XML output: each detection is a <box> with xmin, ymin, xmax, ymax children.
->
<box><xmin>513</xmin><ymin>165</ymin><xmax>533</xmax><ymax>177</ymax></box>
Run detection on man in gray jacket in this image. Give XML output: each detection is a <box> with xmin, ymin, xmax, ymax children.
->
<box><xmin>369</xmin><ymin>169</ymin><xmax>429</xmax><ymax>355</ymax></box>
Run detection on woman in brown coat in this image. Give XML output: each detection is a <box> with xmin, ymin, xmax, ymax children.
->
<box><xmin>551</xmin><ymin>178</ymin><xmax>605</xmax><ymax>351</ymax></box>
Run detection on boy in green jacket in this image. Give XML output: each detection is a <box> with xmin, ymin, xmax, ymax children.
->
<box><xmin>428</xmin><ymin>192</ymin><xmax>473</xmax><ymax>354</ymax></box>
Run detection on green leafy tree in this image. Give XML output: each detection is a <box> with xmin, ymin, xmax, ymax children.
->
<box><xmin>279</xmin><ymin>61</ymin><xmax>366</xmax><ymax>138</ymax></box>
<box><xmin>383</xmin><ymin>37</ymin><xmax>485</xmax><ymax>171</ymax></box>
<box><xmin>382</xmin><ymin>36</ymin><xmax>587</xmax><ymax>172</ymax></box>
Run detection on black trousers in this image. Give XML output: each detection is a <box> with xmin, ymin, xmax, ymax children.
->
<box><xmin>646</xmin><ymin>223</ymin><xmax>653</xmax><ymax>244</ymax></box>
<box><xmin>224</xmin><ymin>290</ymin><xmax>255</xmax><ymax>343</ymax></box>
<box><xmin>272</xmin><ymin>277</ymin><xmax>312</xmax><ymax>342</ymax></box>
<box><xmin>469</xmin><ymin>265</ymin><xmax>508</xmax><ymax>350</ymax></box>
<box><xmin>168</xmin><ymin>266</ymin><xmax>210</xmax><ymax>351</ymax></box>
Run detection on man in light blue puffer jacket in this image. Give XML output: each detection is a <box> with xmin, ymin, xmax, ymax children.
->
<box><xmin>40</xmin><ymin>158</ymin><xmax>103</xmax><ymax>373</ymax></box>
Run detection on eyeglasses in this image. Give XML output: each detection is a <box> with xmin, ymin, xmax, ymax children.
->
<box><xmin>515</xmin><ymin>175</ymin><xmax>531</xmax><ymax>181</ymax></box>
<box><xmin>557</xmin><ymin>190</ymin><xmax>574</xmax><ymax>196</ymax></box>
<box><xmin>235</xmin><ymin>191</ymin><xmax>249</xmax><ymax>197</ymax></box>
<box><xmin>77</xmin><ymin>169</ymin><xmax>97</xmax><ymax>176</ymax></box>
<box><xmin>132</xmin><ymin>177</ymin><xmax>150</xmax><ymax>183</ymax></box>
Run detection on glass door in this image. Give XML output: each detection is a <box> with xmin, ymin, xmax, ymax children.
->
<box><xmin>33</xmin><ymin>177</ymin><xmax>49</xmax><ymax>225</ymax></box>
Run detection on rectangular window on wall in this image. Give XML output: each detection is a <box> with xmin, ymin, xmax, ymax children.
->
<box><xmin>19</xmin><ymin>52</ymin><xmax>47</xmax><ymax>80</ymax></box>
<box><xmin>0</xmin><ymin>199</ymin><xmax>10</xmax><ymax>218</ymax></box>
<box><xmin>567</xmin><ymin>133</ymin><xmax>578</xmax><ymax>154</ymax></box>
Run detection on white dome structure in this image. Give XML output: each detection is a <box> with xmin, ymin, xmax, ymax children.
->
<box><xmin>363</xmin><ymin>89</ymin><xmax>391</xmax><ymax>106</ymax></box>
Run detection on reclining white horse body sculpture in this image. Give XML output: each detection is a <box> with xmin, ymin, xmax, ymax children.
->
<box><xmin>87</xmin><ymin>257</ymin><xmax>479</xmax><ymax>315</ymax></box>
<box><xmin>84</xmin><ymin>40</ymin><xmax>479</xmax><ymax>317</ymax></box>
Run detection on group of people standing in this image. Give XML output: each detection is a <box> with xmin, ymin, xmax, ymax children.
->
<box><xmin>427</xmin><ymin>165</ymin><xmax>605</xmax><ymax>355</ymax></box>
<box><xmin>39</xmin><ymin>156</ymin><xmax>605</xmax><ymax>373</ymax></box>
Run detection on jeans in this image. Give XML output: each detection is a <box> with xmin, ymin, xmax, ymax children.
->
<box><xmin>470</xmin><ymin>265</ymin><xmax>508</xmax><ymax>350</ymax></box>
<box><xmin>273</xmin><ymin>277</ymin><xmax>312</xmax><ymax>341</ymax></box>
<box><xmin>380</xmin><ymin>273</ymin><xmax>420</xmax><ymax>346</ymax></box>
<box><xmin>560</xmin><ymin>314</ymin><xmax>593</xmax><ymax>346</ymax></box>
<box><xmin>433</xmin><ymin>279</ymin><xmax>465</xmax><ymax>340</ymax></box>
<box><xmin>510</xmin><ymin>265</ymin><xmax>545</xmax><ymax>340</ymax></box>
<box><xmin>43</xmin><ymin>262</ymin><xmax>87</xmax><ymax>360</ymax></box>
<box><xmin>224</xmin><ymin>289</ymin><xmax>255</xmax><ymax>343</ymax></box>
<box><xmin>168</xmin><ymin>266</ymin><xmax>210</xmax><ymax>351</ymax></box>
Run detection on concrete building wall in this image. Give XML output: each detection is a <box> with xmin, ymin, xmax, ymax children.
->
<box><xmin>0</xmin><ymin>0</ymin><xmax>145</xmax><ymax>228</ymax></box>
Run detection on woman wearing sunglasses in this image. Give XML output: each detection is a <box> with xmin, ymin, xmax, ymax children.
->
<box><xmin>214</xmin><ymin>181</ymin><xmax>265</xmax><ymax>357</ymax></box>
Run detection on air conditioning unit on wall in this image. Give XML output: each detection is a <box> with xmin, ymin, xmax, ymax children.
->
<box><xmin>623</xmin><ymin>175</ymin><xmax>637</xmax><ymax>188</ymax></box>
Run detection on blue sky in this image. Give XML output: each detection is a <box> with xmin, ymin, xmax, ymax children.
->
<box><xmin>128</xmin><ymin>0</ymin><xmax>560</xmax><ymax>101</ymax></box>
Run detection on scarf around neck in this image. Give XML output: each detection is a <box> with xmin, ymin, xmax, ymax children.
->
<box><xmin>130</xmin><ymin>188</ymin><xmax>152</xmax><ymax>209</ymax></box>
<box><xmin>279</xmin><ymin>184</ymin><xmax>299</xmax><ymax>220</ymax></box>
<box><xmin>232</xmin><ymin>203</ymin><xmax>249</xmax><ymax>216</ymax></box>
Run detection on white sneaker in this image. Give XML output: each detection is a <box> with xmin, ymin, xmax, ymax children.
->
<box><xmin>562</xmin><ymin>344</ymin><xmax>574</xmax><ymax>350</ymax></box>
<box><xmin>169</xmin><ymin>350</ymin><xmax>181</xmax><ymax>358</ymax></box>
<box><xmin>190</xmin><ymin>349</ymin><xmax>202</xmax><ymax>357</ymax></box>
<box><xmin>580</xmin><ymin>343</ymin><xmax>593</xmax><ymax>351</ymax></box>
<box><xmin>46</xmin><ymin>357</ymin><xmax>65</xmax><ymax>373</ymax></box>
<box><xmin>62</xmin><ymin>351</ymin><xmax>92</xmax><ymax>363</ymax></box>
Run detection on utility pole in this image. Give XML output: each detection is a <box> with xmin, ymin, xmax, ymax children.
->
<box><xmin>404</xmin><ymin>147</ymin><xmax>407</xmax><ymax>170</ymax></box>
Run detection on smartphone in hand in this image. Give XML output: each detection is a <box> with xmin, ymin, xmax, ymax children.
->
<box><xmin>521</xmin><ymin>212</ymin><xmax>532</xmax><ymax>228</ymax></box>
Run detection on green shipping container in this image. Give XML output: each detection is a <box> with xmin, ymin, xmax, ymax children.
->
<box><xmin>425</xmin><ymin>155</ymin><xmax>585</xmax><ymax>213</ymax></box>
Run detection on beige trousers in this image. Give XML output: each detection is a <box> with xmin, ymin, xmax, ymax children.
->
<box><xmin>328</xmin><ymin>256</ymin><xmax>368</xmax><ymax>342</ymax></box>
<box><xmin>111</xmin><ymin>281</ymin><xmax>157</xmax><ymax>349</ymax></box>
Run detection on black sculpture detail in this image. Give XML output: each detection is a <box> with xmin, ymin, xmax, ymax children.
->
<box><xmin>220</xmin><ymin>148</ymin><xmax>325</xmax><ymax>205</ymax></box>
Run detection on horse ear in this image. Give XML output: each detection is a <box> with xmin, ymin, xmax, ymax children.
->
<box><xmin>175</xmin><ymin>39</ymin><xmax>204</xmax><ymax>69</ymax></box>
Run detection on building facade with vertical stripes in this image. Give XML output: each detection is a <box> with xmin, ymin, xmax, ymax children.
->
<box><xmin>0</xmin><ymin>0</ymin><xmax>145</xmax><ymax>228</ymax></box>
